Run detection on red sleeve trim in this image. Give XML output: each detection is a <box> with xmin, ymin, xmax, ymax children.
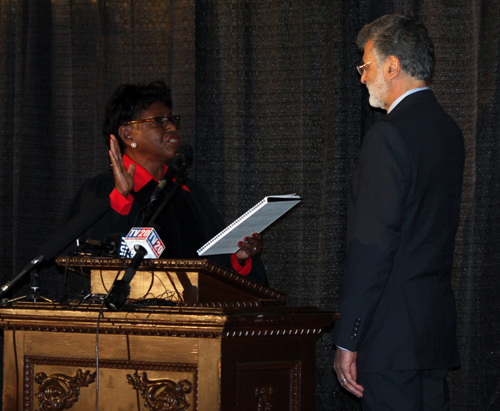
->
<box><xmin>230</xmin><ymin>254</ymin><xmax>252</xmax><ymax>276</ymax></box>
<box><xmin>110</xmin><ymin>188</ymin><xmax>134</xmax><ymax>215</ymax></box>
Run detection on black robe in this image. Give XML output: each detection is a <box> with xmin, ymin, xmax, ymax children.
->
<box><xmin>64</xmin><ymin>169</ymin><xmax>268</xmax><ymax>286</ymax></box>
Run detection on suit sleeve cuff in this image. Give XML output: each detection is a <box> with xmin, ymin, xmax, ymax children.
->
<box><xmin>231</xmin><ymin>254</ymin><xmax>252</xmax><ymax>276</ymax></box>
<box><xmin>110</xmin><ymin>188</ymin><xmax>134</xmax><ymax>215</ymax></box>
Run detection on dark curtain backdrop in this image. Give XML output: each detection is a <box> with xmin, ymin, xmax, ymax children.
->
<box><xmin>0</xmin><ymin>0</ymin><xmax>498</xmax><ymax>410</ymax></box>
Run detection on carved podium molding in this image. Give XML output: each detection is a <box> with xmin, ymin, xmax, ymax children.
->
<box><xmin>55</xmin><ymin>257</ymin><xmax>286</xmax><ymax>307</ymax></box>
<box><xmin>23</xmin><ymin>356</ymin><xmax>198</xmax><ymax>411</ymax></box>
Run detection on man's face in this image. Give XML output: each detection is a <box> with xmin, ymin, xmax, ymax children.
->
<box><xmin>361</xmin><ymin>39</ymin><xmax>389</xmax><ymax>110</ymax></box>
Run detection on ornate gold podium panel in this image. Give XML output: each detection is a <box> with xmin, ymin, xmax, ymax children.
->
<box><xmin>0</xmin><ymin>258</ymin><xmax>338</xmax><ymax>411</ymax></box>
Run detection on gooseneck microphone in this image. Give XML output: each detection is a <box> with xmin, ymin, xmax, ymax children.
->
<box><xmin>0</xmin><ymin>197</ymin><xmax>110</xmax><ymax>299</ymax></box>
<box><xmin>104</xmin><ymin>145</ymin><xmax>192</xmax><ymax>311</ymax></box>
<box><xmin>148</xmin><ymin>144</ymin><xmax>193</xmax><ymax>204</ymax></box>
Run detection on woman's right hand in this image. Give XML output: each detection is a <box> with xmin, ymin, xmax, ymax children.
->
<box><xmin>109</xmin><ymin>134</ymin><xmax>136</xmax><ymax>197</ymax></box>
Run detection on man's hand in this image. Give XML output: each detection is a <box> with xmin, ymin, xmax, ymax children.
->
<box><xmin>333</xmin><ymin>348</ymin><xmax>364</xmax><ymax>397</ymax></box>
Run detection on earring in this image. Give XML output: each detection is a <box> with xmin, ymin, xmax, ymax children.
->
<box><xmin>131</xmin><ymin>141</ymin><xmax>137</xmax><ymax>148</ymax></box>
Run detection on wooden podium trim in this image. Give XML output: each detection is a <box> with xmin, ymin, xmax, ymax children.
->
<box><xmin>0</xmin><ymin>302</ymin><xmax>337</xmax><ymax>340</ymax></box>
<box><xmin>55</xmin><ymin>256</ymin><xmax>286</xmax><ymax>304</ymax></box>
<box><xmin>25</xmin><ymin>356</ymin><xmax>199</xmax><ymax>372</ymax></box>
<box><xmin>24</xmin><ymin>356</ymin><xmax>199</xmax><ymax>411</ymax></box>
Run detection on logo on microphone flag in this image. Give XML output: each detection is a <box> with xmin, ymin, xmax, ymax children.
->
<box><xmin>125</xmin><ymin>227</ymin><xmax>165</xmax><ymax>258</ymax></box>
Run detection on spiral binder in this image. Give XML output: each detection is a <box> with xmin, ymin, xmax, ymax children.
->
<box><xmin>197</xmin><ymin>194</ymin><xmax>301</xmax><ymax>256</ymax></box>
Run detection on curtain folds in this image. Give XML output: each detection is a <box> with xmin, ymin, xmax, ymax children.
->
<box><xmin>0</xmin><ymin>1</ymin><xmax>499</xmax><ymax>410</ymax></box>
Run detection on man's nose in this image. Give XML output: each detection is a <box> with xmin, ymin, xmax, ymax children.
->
<box><xmin>360</xmin><ymin>72</ymin><xmax>367</xmax><ymax>84</ymax></box>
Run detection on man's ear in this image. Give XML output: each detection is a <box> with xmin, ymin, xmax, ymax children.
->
<box><xmin>386</xmin><ymin>55</ymin><xmax>401</xmax><ymax>79</ymax></box>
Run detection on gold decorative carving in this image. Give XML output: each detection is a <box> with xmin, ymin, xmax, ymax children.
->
<box><xmin>127</xmin><ymin>371</ymin><xmax>193</xmax><ymax>410</ymax></box>
<box><xmin>24</xmin><ymin>357</ymin><xmax>198</xmax><ymax>410</ymax></box>
<box><xmin>34</xmin><ymin>369</ymin><xmax>96</xmax><ymax>411</ymax></box>
<box><xmin>255</xmin><ymin>385</ymin><xmax>273</xmax><ymax>410</ymax></box>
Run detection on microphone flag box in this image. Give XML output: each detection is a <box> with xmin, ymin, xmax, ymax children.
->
<box><xmin>124</xmin><ymin>227</ymin><xmax>165</xmax><ymax>259</ymax></box>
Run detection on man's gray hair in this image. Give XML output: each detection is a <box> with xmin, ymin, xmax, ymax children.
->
<box><xmin>357</xmin><ymin>14</ymin><xmax>435</xmax><ymax>81</ymax></box>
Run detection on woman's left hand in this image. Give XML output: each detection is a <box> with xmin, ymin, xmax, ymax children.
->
<box><xmin>236</xmin><ymin>233</ymin><xmax>263</xmax><ymax>263</ymax></box>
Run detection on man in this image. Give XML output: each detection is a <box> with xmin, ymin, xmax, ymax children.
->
<box><xmin>333</xmin><ymin>14</ymin><xmax>464</xmax><ymax>410</ymax></box>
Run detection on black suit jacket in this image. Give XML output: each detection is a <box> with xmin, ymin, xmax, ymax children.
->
<box><xmin>332</xmin><ymin>90</ymin><xmax>464</xmax><ymax>372</ymax></box>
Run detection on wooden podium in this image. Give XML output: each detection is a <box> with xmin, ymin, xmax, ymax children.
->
<box><xmin>0</xmin><ymin>258</ymin><xmax>338</xmax><ymax>411</ymax></box>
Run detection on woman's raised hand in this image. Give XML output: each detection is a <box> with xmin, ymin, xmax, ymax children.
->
<box><xmin>109</xmin><ymin>134</ymin><xmax>135</xmax><ymax>197</ymax></box>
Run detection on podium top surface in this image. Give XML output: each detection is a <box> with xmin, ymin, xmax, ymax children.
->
<box><xmin>55</xmin><ymin>257</ymin><xmax>286</xmax><ymax>306</ymax></box>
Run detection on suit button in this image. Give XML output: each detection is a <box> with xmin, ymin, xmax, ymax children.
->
<box><xmin>351</xmin><ymin>333</ymin><xmax>357</xmax><ymax>338</ymax></box>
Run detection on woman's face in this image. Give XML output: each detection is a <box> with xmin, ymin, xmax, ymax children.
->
<box><xmin>122</xmin><ymin>100</ymin><xmax>180</xmax><ymax>165</ymax></box>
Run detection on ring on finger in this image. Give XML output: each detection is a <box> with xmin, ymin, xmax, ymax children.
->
<box><xmin>341</xmin><ymin>378</ymin><xmax>347</xmax><ymax>383</ymax></box>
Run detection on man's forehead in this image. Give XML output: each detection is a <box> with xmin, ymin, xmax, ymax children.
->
<box><xmin>363</xmin><ymin>39</ymin><xmax>375</xmax><ymax>61</ymax></box>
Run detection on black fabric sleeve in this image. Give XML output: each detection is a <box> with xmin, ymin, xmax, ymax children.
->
<box><xmin>62</xmin><ymin>171</ymin><xmax>134</xmax><ymax>254</ymax></box>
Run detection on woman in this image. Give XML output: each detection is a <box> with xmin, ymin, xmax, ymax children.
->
<box><xmin>65</xmin><ymin>80</ymin><xmax>267</xmax><ymax>285</ymax></box>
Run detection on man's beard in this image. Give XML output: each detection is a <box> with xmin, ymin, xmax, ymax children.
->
<box><xmin>367</xmin><ymin>69</ymin><xmax>389</xmax><ymax>110</ymax></box>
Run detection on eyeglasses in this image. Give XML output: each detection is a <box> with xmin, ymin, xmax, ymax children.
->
<box><xmin>124</xmin><ymin>116</ymin><xmax>181</xmax><ymax>128</ymax></box>
<box><xmin>356</xmin><ymin>61</ymin><xmax>372</xmax><ymax>75</ymax></box>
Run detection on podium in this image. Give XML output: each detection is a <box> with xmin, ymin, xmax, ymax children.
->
<box><xmin>0</xmin><ymin>258</ymin><xmax>338</xmax><ymax>411</ymax></box>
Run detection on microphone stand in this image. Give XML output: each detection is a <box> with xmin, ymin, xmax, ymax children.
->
<box><xmin>104</xmin><ymin>244</ymin><xmax>147</xmax><ymax>310</ymax></box>
<box><xmin>29</xmin><ymin>271</ymin><xmax>43</xmax><ymax>302</ymax></box>
<box><xmin>104</xmin><ymin>171</ymin><xmax>188</xmax><ymax>311</ymax></box>
<box><xmin>15</xmin><ymin>271</ymin><xmax>53</xmax><ymax>304</ymax></box>
<box><xmin>0</xmin><ymin>257</ymin><xmax>53</xmax><ymax>304</ymax></box>
<box><xmin>0</xmin><ymin>198</ymin><xmax>110</xmax><ymax>301</ymax></box>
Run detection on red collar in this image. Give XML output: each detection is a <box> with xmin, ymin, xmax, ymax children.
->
<box><xmin>122</xmin><ymin>155</ymin><xmax>189</xmax><ymax>192</ymax></box>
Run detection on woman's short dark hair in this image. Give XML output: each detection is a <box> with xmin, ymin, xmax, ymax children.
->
<box><xmin>103</xmin><ymin>80</ymin><xmax>173</xmax><ymax>150</ymax></box>
<box><xmin>357</xmin><ymin>14</ymin><xmax>435</xmax><ymax>81</ymax></box>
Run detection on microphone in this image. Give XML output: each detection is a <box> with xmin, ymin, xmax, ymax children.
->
<box><xmin>148</xmin><ymin>144</ymin><xmax>193</xmax><ymax>204</ymax></box>
<box><xmin>124</xmin><ymin>227</ymin><xmax>165</xmax><ymax>258</ymax></box>
<box><xmin>0</xmin><ymin>197</ymin><xmax>110</xmax><ymax>299</ymax></box>
<box><xmin>148</xmin><ymin>179</ymin><xmax>168</xmax><ymax>204</ymax></box>
<box><xmin>147</xmin><ymin>169</ymin><xmax>188</xmax><ymax>226</ymax></box>
<box><xmin>104</xmin><ymin>146</ymin><xmax>192</xmax><ymax>310</ymax></box>
<box><xmin>104</xmin><ymin>227</ymin><xmax>164</xmax><ymax>310</ymax></box>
